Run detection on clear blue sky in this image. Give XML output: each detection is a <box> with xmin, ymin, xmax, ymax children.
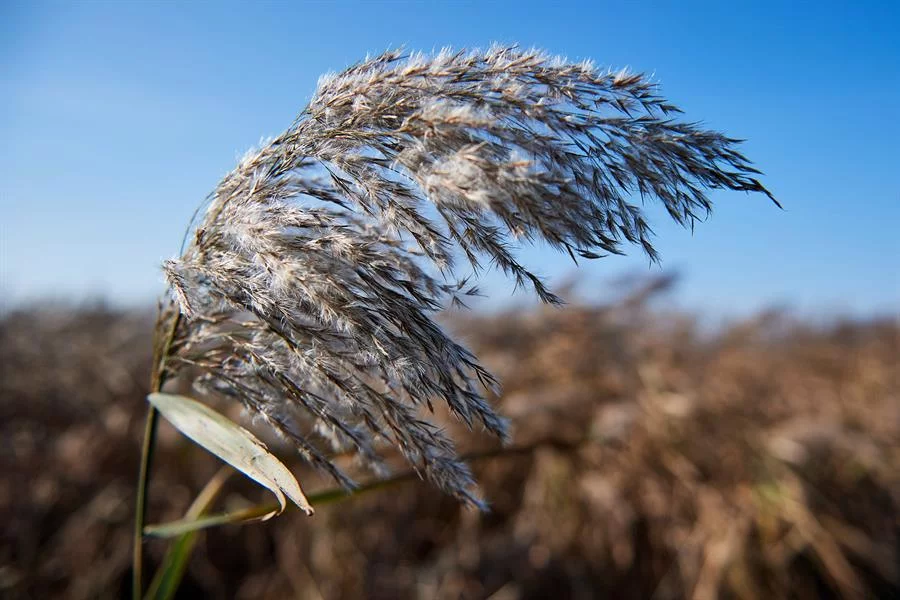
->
<box><xmin>2</xmin><ymin>0</ymin><xmax>898</xmax><ymax>317</ymax></box>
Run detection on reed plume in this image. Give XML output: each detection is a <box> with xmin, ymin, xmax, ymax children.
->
<box><xmin>158</xmin><ymin>46</ymin><xmax>776</xmax><ymax>506</ymax></box>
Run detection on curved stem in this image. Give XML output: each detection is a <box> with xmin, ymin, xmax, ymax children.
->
<box><xmin>144</xmin><ymin>434</ymin><xmax>590</xmax><ymax>539</ymax></box>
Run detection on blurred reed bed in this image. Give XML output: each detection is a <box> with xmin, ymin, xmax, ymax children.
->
<box><xmin>1</xmin><ymin>279</ymin><xmax>897</xmax><ymax>599</ymax></box>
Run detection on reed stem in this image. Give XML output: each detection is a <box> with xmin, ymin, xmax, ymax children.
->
<box><xmin>133</xmin><ymin>310</ymin><xmax>182</xmax><ymax>600</ymax></box>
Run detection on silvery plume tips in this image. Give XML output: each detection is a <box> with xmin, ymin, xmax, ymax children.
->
<box><xmin>160</xmin><ymin>46</ymin><xmax>775</xmax><ymax>506</ymax></box>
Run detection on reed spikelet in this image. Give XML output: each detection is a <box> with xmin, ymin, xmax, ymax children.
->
<box><xmin>158</xmin><ymin>46</ymin><xmax>777</xmax><ymax>506</ymax></box>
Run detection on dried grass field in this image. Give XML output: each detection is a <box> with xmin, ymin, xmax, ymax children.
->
<box><xmin>1</xmin><ymin>279</ymin><xmax>897</xmax><ymax>599</ymax></box>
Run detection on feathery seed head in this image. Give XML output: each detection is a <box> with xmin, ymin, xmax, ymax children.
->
<box><xmin>160</xmin><ymin>46</ymin><xmax>776</xmax><ymax>505</ymax></box>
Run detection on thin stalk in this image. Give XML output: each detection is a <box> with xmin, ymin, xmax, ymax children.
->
<box><xmin>133</xmin><ymin>405</ymin><xmax>160</xmax><ymax>599</ymax></box>
<box><xmin>144</xmin><ymin>466</ymin><xmax>233</xmax><ymax>600</ymax></box>
<box><xmin>133</xmin><ymin>310</ymin><xmax>182</xmax><ymax>600</ymax></box>
<box><xmin>144</xmin><ymin>435</ymin><xmax>589</xmax><ymax>539</ymax></box>
<box><xmin>144</xmin><ymin>472</ymin><xmax>413</xmax><ymax>538</ymax></box>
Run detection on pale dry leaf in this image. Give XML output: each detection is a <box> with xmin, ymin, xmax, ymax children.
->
<box><xmin>147</xmin><ymin>392</ymin><xmax>313</xmax><ymax>517</ymax></box>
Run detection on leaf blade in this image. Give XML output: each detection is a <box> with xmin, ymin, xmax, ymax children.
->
<box><xmin>146</xmin><ymin>392</ymin><xmax>313</xmax><ymax>516</ymax></box>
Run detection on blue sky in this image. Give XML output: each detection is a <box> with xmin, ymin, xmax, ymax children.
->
<box><xmin>2</xmin><ymin>0</ymin><xmax>898</xmax><ymax>317</ymax></box>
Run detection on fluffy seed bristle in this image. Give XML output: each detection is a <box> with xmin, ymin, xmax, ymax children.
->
<box><xmin>161</xmin><ymin>46</ymin><xmax>776</xmax><ymax>504</ymax></box>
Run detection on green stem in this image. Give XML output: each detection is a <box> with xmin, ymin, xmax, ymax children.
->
<box><xmin>133</xmin><ymin>310</ymin><xmax>182</xmax><ymax>600</ymax></box>
<box><xmin>133</xmin><ymin>405</ymin><xmax>160</xmax><ymax>599</ymax></box>
<box><xmin>144</xmin><ymin>435</ymin><xmax>588</xmax><ymax>539</ymax></box>
<box><xmin>144</xmin><ymin>470</ymin><xmax>414</xmax><ymax>538</ymax></box>
<box><xmin>144</xmin><ymin>466</ymin><xmax>233</xmax><ymax>600</ymax></box>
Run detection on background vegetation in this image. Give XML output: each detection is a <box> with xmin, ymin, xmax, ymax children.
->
<box><xmin>2</xmin><ymin>277</ymin><xmax>896</xmax><ymax>599</ymax></box>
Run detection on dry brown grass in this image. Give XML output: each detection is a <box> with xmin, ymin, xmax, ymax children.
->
<box><xmin>1</xmin><ymin>280</ymin><xmax>897</xmax><ymax>599</ymax></box>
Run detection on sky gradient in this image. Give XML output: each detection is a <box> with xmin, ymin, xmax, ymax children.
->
<box><xmin>2</xmin><ymin>1</ymin><xmax>898</xmax><ymax>318</ymax></box>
